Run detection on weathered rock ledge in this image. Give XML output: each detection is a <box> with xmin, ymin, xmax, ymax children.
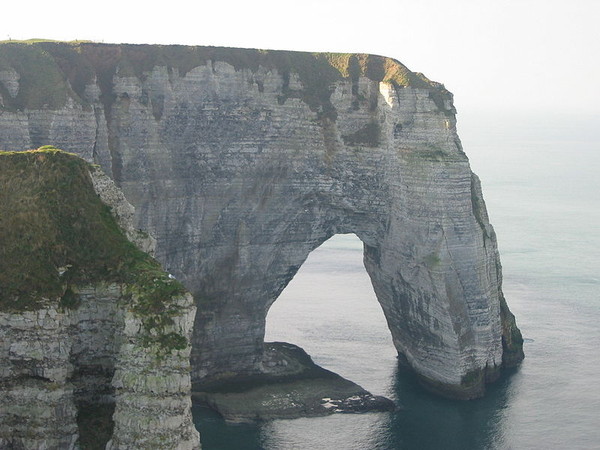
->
<box><xmin>193</xmin><ymin>342</ymin><xmax>395</xmax><ymax>421</ymax></box>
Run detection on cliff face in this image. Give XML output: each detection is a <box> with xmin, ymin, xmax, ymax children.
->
<box><xmin>0</xmin><ymin>149</ymin><xmax>199</xmax><ymax>449</ymax></box>
<box><xmin>0</xmin><ymin>42</ymin><xmax>523</xmax><ymax>399</ymax></box>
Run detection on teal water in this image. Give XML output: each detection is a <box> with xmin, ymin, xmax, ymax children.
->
<box><xmin>193</xmin><ymin>112</ymin><xmax>600</xmax><ymax>449</ymax></box>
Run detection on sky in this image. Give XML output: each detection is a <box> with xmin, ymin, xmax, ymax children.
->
<box><xmin>3</xmin><ymin>0</ymin><xmax>600</xmax><ymax>115</ymax></box>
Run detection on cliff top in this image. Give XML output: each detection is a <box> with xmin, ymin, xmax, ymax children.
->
<box><xmin>0</xmin><ymin>40</ymin><xmax>444</xmax><ymax>111</ymax></box>
<box><xmin>0</xmin><ymin>148</ymin><xmax>185</xmax><ymax>324</ymax></box>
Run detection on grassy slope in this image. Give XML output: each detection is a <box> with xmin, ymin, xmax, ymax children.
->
<box><xmin>0</xmin><ymin>147</ymin><xmax>186</xmax><ymax>349</ymax></box>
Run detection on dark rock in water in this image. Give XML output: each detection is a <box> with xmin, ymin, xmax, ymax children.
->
<box><xmin>192</xmin><ymin>342</ymin><xmax>395</xmax><ymax>421</ymax></box>
<box><xmin>320</xmin><ymin>394</ymin><xmax>396</xmax><ymax>414</ymax></box>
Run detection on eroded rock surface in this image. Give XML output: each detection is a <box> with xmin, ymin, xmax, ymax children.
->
<box><xmin>0</xmin><ymin>150</ymin><xmax>199</xmax><ymax>449</ymax></box>
<box><xmin>0</xmin><ymin>42</ymin><xmax>524</xmax><ymax>402</ymax></box>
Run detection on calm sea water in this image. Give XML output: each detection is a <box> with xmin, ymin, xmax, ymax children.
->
<box><xmin>193</xmin><ymin>111</ymin><xmax>600</xmax><ymax>449</ymax></box>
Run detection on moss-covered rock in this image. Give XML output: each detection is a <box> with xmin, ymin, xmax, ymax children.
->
<box><xmin>0</xmin><ymin>147</ymin><xmax>187</xmax><ymax>352</ymax></box>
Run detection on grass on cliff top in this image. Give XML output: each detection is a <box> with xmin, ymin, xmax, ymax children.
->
<box><xmin>0</xmin><ymin>147</ymin><xmax>185</xmax><ymax>320</ymax></box>
<box><xmin>0</xmin><ymin>42</ymin><xmax>77</xmax><ymax>109</ymax></box>
<box><xmin>0</xmin><ymin>41</ymin><xmax>442</xmax><ymax>112</ymax></box>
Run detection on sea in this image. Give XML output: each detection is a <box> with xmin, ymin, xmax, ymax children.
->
<box><xmin>192</xmin><ymin>110</ymin><xmax>600</xmax><ymax>449</ymax></box>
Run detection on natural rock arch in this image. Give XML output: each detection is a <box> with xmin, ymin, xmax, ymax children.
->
<box><xmin>263</xmin><ymin>233</ymin><xmax>396</xmax><ymax>369</ymax></box>
<box><xmin>0</xmin><ymin>42</ymin><xmax>523</xmax><ymax>399</ymax></box>
<box><xmin>185</xmin><ymin>148</ymin><xmax>507</xmax><ymax>399</ymax></box>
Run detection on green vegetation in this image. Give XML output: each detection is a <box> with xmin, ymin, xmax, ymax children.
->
<box><xmin>424</xmin><ymin>253</ymin><xmax>441</xmax><ymax>268</ymax></box>
<box><xmin>0</xmin><ymin>147</ymin><xmax>187</xmax><ymax>352</ymax></box>
<box><xmin>0</xmin><ymin>41</ymin><xmax>448</xmax><ymax>117</ymax></box>
<box><xmin>59</xmin><ymin>286</ymin><xmax>80</xmax><ymax>309</ymax></box>
<box><xmin>0</xmin><ymin>42</ymin><xmax>72</xmax><ymax>109</ymax></box>
<box><xmin>318</xmin><ymin>52</ymin><xmax>432</xmax><ymax>87</ymax></box>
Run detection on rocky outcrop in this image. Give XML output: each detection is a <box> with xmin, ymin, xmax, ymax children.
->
<box><xmin>193</xmin><ymin>342</ymin><xmax>395</xmax><ymax>421</ymax></box>
<box><xmin>0</xmin><ymin>42</ymin><xmax>523</xmax><ymax>401</ymax></box>
<box><xmin>107</xmin><ymin>291</ymin><xmax>198</xmax><ymax>449</ymax></box>
<box><xmin>0</xmin><ymin>149</ymin><xmax>199</xmax><ymax>448</ymax></box>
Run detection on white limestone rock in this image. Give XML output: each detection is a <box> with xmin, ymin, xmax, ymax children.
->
<box><xmin>0</xmin><ymin>68</ymin><xmax>19</xmax><ymax>97</ymax></box>
<box><xmin>0</xmin><ymin>43</ymin><xmax>523</xmax><ymax>404</ymax></box>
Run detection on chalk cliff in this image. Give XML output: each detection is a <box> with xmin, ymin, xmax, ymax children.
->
<box><xmin>0</xmin><ymin>149</ymin><xmax>199</xmax><ymax>449</ymax></box>
<box><xmin>0</xmin><ymin>42</ymin><xmax>523</xmax><ymax>401</ymax></box>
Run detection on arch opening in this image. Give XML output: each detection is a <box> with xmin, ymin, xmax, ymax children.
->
<box><xmin>191</xmin><ymin>233</ymin><xmax>399</xmax><ymax>421</ymax></box>
<box><xmin>264</xmin><ymin>233</ymin><xmax>397</xmax><ymax>396</ymax></box>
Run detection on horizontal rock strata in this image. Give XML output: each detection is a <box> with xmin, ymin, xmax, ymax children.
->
<box><xmin>0</xmin><ymin>43</ymin><xmax>523</xmax><ymax>405</ymax></box>
<box><xmin>0</xmin><ymin>150</ymin><xmax>199</xmax><ymax>449</ymax></box>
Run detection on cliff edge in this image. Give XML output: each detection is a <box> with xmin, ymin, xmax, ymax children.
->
<box><xmin>0</xmin><ymin>147</ymin><xmax>199</xmax><ymax>449</ymax></box>
<box><xmin>0</xmin><ymin>41</ymin><xmax>523</xmax><ymax>404</ymax></box>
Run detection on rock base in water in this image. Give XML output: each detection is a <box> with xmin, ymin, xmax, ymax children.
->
<box><xmin>192</xmin><ymin>342</ymin><xmax>395</xmax><ymax>421</ymax></box>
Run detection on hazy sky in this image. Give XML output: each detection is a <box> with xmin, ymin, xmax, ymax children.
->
<box><xmin>4</xmin><ymin>0</ymin><xmax>599</xmax><ymax>115</ymax></box>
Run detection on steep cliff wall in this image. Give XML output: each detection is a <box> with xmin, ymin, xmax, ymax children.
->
<box><xmin>0</xmin><ymin>42</ymin><xmax>523</xmax><ymax>399</ymax></box>
<box><xmin>0</xmin><ymin>149</ymin><xmax>199</xmax><ymax>449</ymax></box>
